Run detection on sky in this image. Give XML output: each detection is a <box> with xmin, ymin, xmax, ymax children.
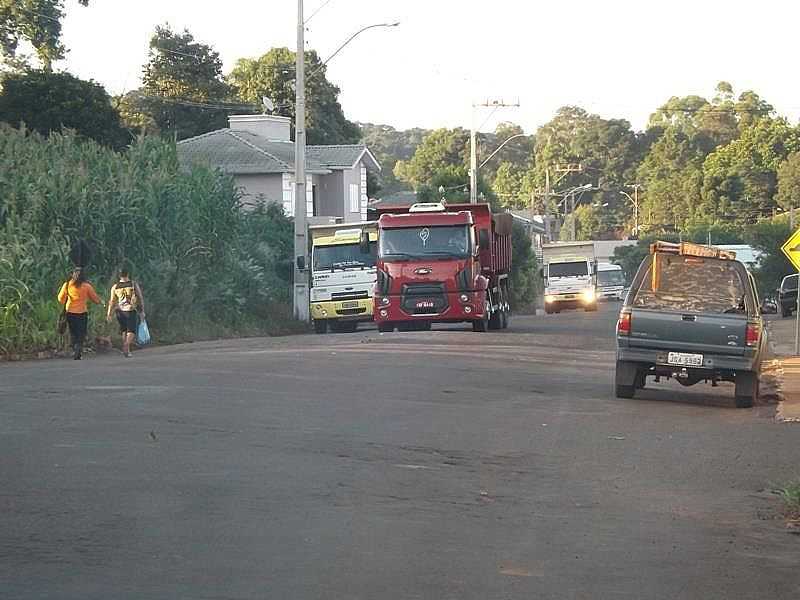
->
<box><xmin>60</xmin><ymin>0</ymin><xmax>800</xmax><ymax>135</ymax></box>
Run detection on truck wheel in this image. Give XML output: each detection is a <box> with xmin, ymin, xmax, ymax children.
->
<box><xmin>378</xmin><ymin>323</ymin><xmax>394</xmax><ymax>333</ymax></box>
<box><xmin>734</xmin><ymin>371</ymin><xmax>759</xmax><ymax>408</ymax></box>
<box><xmin>313</xmin><ymin>320</ymin><xmax>327</xmax><ymax>334</ymax></box>
<box><xmin>500</xmin><ymin>307</ymin><xmax>509</xmax><ymax>329</ymax></box>
<box><xmin>615</xmin><ymin>360</ymin><xmax>638</xmax><ymax>399</ymax></box>
<box><xmin>584</xmin><ymin>302</ymin><xmax>598</xmax><ymax>312</ymax></box>
<box><xmin>488</xmin><ymin>307</ymin><xmax>502</xmax><ymax>330</ymax></box>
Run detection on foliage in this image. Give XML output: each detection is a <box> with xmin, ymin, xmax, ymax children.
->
<box><xmin>394</xmin><ymin>128</ymin><xmax>470</xmax><ymax>189</ymax></box>
<box><xmin>124</xmin><ymin>25</ymin><xmax>233</xmax><ymax>140</ymax></box>
<box><xmin>0</xmin><ymin>69</ymin><xmax>129</xmax><ymax>149</ymax></box>
<box><xmin>744</xmin><ymin>219</ymin><xmax>794</xmax><ymax>295</ymax></box>
<box><xmin>779</xmin><ymin>480</ymin><xmax>800</xmax><ymax>519</ymax></box>
<box><xmin>0</xmin><ymin>125</ymin><xmax>296</xmax><ymax>355</ymax></box>
<box><xmin>509</xmin><ymin>222</ymin><xmax>540</xmax><ymax>311</ymax></box>
<box><xmin>701</xmin><ymin>118</ymin><xmax>800</xmax><ymax>221</ymax></box>
<box><xmin>0</xmin><ymin>0</ymin><xmax>89</xmax><ymax>69</ymax></box>
<box><xmin>573</xmin><ymin>204</ymin><xmax>604</xmax><ymax>240</ymax></box>
<box><xmin>359</xmin><ymin>122</ymin><xmax>430</xmax><ymax>196</ymax></box>
<box><xmin>229</xmin><ymin>47</ymin><xmax>359</xmax><ymax>145</ymax></box>
<box><xmin>777</xmin><ymin>152</ymin><xmax>800</xmax><ymax>210</ymax></box>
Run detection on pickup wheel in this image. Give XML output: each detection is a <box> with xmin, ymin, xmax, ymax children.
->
<box><xmin>615</xmin><ymin>360</ymin><xmax>639</xmax><ymax>399</ymax></box>
<box><xmin>377</xmin><ymin>323</ymin><xmax>394</xmax><ymax>333</ymax></box>
<box><xmin>734</xmin><ymin>371</ymin><xmax>759</xmax><ymax>408</ymax></box>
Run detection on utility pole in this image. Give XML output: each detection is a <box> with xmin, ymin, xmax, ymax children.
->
<box><xmin>293</xmin><ymin>0</ymin><xmax>309</xmax><ymax>321</ymax></box>
<box><xmin>470</xmin><ymin>98</ymin><xmax>519</xmax><ymax>203</ymax></box>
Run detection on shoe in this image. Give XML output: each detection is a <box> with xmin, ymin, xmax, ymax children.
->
<box><xmin>124</xmin><ymin>352</ymin><xmax>133</xmax><ymax>358</ymax></box>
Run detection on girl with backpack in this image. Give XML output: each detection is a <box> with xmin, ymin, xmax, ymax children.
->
<box><xmin>106</xmin><ymin>267</ymin><xmax>146</xmax><ymax>358</ymax></box>
<box><xmin>57</xmin><ymin>268</ymin><xmax>103</xmax><ymax>360</ymax></box>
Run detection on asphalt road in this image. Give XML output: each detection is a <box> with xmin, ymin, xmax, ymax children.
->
<box><xmin>2</xmin><ymin>303</ymin><xmax>799</xmax><ymax>599</ymax></box>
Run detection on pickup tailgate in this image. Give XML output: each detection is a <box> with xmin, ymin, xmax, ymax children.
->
<box><xmin>628</xmin><ymin>309</ymin><xmax>747</xmax><ymax>356</ymax></box>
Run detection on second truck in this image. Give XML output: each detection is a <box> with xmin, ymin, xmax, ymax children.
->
<box><xmin>373</xmin><ymin>202</ymin><xmax>513</xmax><ymax>332</ymax></box>
<box><xmin>542</xmin><ymin>241</ymin><xmax>598</xmax><ymax>313</ymax></box>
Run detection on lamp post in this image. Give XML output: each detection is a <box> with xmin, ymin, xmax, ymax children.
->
<box><xmin>293</xmin><ymin>5</ymin><xmax>399</xmax><ymax>321</ymax></box>
<box><xmin>558</xmin><ymin>184</ymin><xmax>593</xmax><ymax>241</ymax></box>
<box><xmin>619</xmin><ymin>184</ymin><xmax>642</xmax><ymax>238</ymax></box>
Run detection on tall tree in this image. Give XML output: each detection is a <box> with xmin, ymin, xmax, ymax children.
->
<box><xmin>777</xmin><ymin>152</ymin><xmax>800</xmax><ymax>210</ymax></box>
<box><xmin>0</xmin><ymin>69</ymin><xmax>128</xmax><ymax>149</ymax></box>
<box><xmin>229</xmin><ymin>48</ymin><xmax>360</xmax><ymax>145</ymax></box>
<box><xmin>359</xmin><ymin>122</ymin><xmax>430</xmax><ymax>195</ymax></box>
<box><xmin>0</xmin><ymin>0</ymin><xmax>89</xmax><ymax>70</ymax></box>
<box><xmin>701</xmin><ymin>118</ymin><xmax>800</xmax><ymax>221</ymax></box>
<box><xmin>393</xmin><ymin>128</ymin><xmax>470</xmax><ymax>189</ymax></box>
<box><xmin>125</xmin><ymin>25</ymin><xmax>233</xmax><ymax>140</ymax></box>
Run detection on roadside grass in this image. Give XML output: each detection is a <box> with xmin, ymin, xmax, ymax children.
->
<box><xmin>779</xmin><ymin>480</ymin><xmax>800</xmax><ymax>520</ymax></box>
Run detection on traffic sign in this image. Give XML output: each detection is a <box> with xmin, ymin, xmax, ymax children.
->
<box><xmin>781</xmin><ymin>227</ymin><xmax>800</xmax><ymax>271</ymax></box>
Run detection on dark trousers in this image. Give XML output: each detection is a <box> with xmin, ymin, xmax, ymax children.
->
<box><xmin>66</xmin><ymin>312</ymin><xmax>88</xmax><ymax>354</ymax></box>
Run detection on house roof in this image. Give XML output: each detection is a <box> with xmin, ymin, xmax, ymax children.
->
<box><xmin>177</xmin><ymin>129</ymin><xmax>381</xmax><ymax>175</ymax></box>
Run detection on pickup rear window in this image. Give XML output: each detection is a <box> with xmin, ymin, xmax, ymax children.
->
<box><xmin>632</xmin><ymin>254</ymin><xmax>749</xmax><ymax>314</ymax></box>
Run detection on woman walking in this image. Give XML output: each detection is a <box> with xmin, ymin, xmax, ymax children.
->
<box><xmin>107</xmin><ymin>267</ymin><xmax>146</xmax><ymax>358</ymax></box>
<box><xmin>57</xmin><ymin>268</ymin><xmax>103</xmax><ymax>360</ymax></box>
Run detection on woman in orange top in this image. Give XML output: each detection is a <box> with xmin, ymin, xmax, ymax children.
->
<box><xmin>57</xmin><ymin>268</ymin><xmax>103</xmax><ymax>360</ymax></box>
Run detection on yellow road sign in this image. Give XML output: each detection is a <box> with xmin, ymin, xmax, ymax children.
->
<box><xmin>782</xmin><ymin>227</ymin><xmax>800</xmax><ymax>271</ymax></box>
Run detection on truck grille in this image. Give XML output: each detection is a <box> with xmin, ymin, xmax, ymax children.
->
<box><xmin>401</xmin><ymin>283</ymin><xmax>448</xmax><ymax>315</ymax></box>
<box><xmin>331</xmin><ymin>290</ymin><xmax>370</xmax><ymax>301</ymax></box>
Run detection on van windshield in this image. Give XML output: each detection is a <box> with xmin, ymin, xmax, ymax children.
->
<box><xmin>549</xmin><ymin>262</ymin><xmax>589</xmax><ymax>277</ymax></box>
<box><xmin>632</xmin><ymin>254</ymin><xmax>748</xmax><ymax>314</ymax></box>
<box><xmin>598</xmin><ymin>270</ymin><xmax>625</xmax><ymax>286</ymax></box>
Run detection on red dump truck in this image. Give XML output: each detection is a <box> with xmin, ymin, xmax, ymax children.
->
<box><xmin>373</xmin><ymin>201</ymin><xmax>513</xmax><ymax>332</ymax></box>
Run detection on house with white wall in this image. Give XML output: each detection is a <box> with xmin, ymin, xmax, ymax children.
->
<box><xmin>177</xmin><ymin>114</ymin><xmax>380</xmax><ymax>224</ymax></box>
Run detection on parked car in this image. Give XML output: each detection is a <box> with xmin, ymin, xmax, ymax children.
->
<box><xmin>616</xmin><ymin>242</ymin><xmax>766</xmax><ymax>408</ymax></box>
<box><xmin>778</xmin><ymin>274</ymin><xmax>798</xmax><ymax>318</ymax></box>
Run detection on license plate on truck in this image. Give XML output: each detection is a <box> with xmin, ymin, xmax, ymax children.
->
<box><xmin>415</xmin><ymin>300</ymin><xmax>435</xmax><ymax>309</ymax></box>
<box><xmin>667</xmin><ymin>352</ymin><xmax>703</xmax><ymax>367</ymax></box>
<box><xmin>341</xmin><ymin>301</ymin><xmax>360</xmax><ymax>309</ymax></box>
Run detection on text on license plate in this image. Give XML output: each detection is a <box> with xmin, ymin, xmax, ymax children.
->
<box><xmin>667</xmin><ymin>352</ymin><xmax>703</xmax><ymax>367</ymax></box>
<box><xmin>415</xmin><ymin>300</ymin><xmax>435</xmax><ymax>309</ymax></box>
<box><xmin>341</xmin><ymin>301</ymin><xmax>360</xmax><ymax>309</ymax></box>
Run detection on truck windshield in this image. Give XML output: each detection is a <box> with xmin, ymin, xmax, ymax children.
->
<box><xmin>379</xmin><ymin>225</ymin><xmax>470</xmax><ymax>259</ymax></box>
<box><xmin>549</xmin><ymin>262</ymin><xmax>588</xmax><ymax>277</ymax></box>
<box><xmin>313</xmin><ymin>242</ymin><xmax>376</xmax><ymax>271</ymax></box>
<box><xmin>597</xmin><ymin>270</ymin><xmax>625</xmax><ymax>286</ymax></box>
<box><xmin>632</xmin><ymin>255</ymin><xmax>748</xmax><ymax>314</ymax></box>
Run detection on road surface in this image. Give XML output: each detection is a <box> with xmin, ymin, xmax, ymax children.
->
<box><xmin>1</xmin><ymin>303</ymin><xmax>798</xmax><ymax>599</ymax></box>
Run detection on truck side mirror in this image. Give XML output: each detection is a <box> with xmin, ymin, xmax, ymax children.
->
<box><xmin>296</xmin><ymin>255</ymin><xmax>306</xmax><ymax>271</ymax></box>
<box><xmin>478</xmin><ymin>229</ymin><xmax>490</xmax><ymax>251</ymax></box>
<box><xmin>360</xmin><ymin>231</ymin><xmax>370</xmax><ymax>254</ymax></box>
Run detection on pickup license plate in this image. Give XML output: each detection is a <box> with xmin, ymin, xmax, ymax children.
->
<box><xmin>415</xmin><ymin>300</ymin><xmax>435</xmax><ymax>309</ymax></box>
<box><xmin>667</xmin><ymin>352</ymin><xmax>703</xmax><ymax>367</ymax></box>
<box><xmin>341</xmin><ymin>301</ymin><xmax>360</xmax><ymax>309</ymax></box>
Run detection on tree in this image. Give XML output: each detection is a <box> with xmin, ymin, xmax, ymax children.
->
<box><xmin>393</xmin><ymin>128</ymin><xmax>470</xmax><ymax>189</ymax></box>
<box><xmin>701</xmin><ymin>118</ymin><xmax>800</xmax><ymax>221</ymax></box>
<box><xmin>777</xmin><ymin>152</ymin><xmax>800</xmax><ymax>210</ymax></box>
<box><xmin>126</xmin><ymin>25</ymin><xmax>233</xmax><ymax>140</ymax></box>
<box><xmin>573</xmin><ymin>203</ymin><xmax>604</xmax><ymax>240</ymax></box>
<box><xmin>359</xmin><ymin>122</ymin><xmax>430</xmax><ymax>196</ymax></box>
<box><xmin>0</xmin><ymin>69</ymin><xmax>128</xmax><ymax>149</ymax></box>
<box><xmin>229</xmin><ymin>48</ymin><xmax>359</xmax><ymax>145</ymax></box>
<box><xmin>493</xmin><ymin>161</ymin><xmax>526</xmax><ymax>208</ymax></box>
<box><xmin>745</xmin><ymin>219</ymin><xmax>794</xmax><ymax>295</ymax></box>
<box><xmin>0</xmin><ymin>0</ymin><xmax>88</xmax><ymax>70</ymax></box>
<box><xmin>509</xmin><ymin>222</ymin><xmax>540</xmax><ymax>311</ymax></box>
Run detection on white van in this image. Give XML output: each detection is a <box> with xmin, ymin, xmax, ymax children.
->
<box><xmin>596</xmin><ymin>263</ymin><xmax>625</xmax><ymax>301</ymax></box>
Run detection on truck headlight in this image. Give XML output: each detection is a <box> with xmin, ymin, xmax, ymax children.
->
<box><xmin>582</xmin><ymin>289</ymin><xmax>595</xmax><ymax>302</ymax></box>
<box><xmin>380</xmin><ymin>296</ymin><xmax>390</xmax><ymax>306</ymax></box>
<box><xmin>459</xmin><ymin>293</ymin><xmax>469</xmax><ymax>303</ymax></box>
<box><xmin>545</xmin><ymin>295</ymin><xmax>555</xmax><ymax>303</ymax></box>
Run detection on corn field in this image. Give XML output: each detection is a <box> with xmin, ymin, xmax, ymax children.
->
<box><xmin>0</xmin><ymin>125</ymin><xmax>297</xmax><ymax>356</ymax></box>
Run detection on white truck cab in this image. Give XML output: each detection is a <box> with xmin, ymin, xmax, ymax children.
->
<box><xmin>542</xmin><ymin>242</ymin><xmax>598</xmax><ymax>313</ymax></box>
<box><xmin>310</xmin><ymin>222</ymin><xmax>378</xmax><ymax>333</ymax></box>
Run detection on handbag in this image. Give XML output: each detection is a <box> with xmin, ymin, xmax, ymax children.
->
<box><xmin>136</xmin><ymin>318</ymin><xmax>151</xmax><ymax>345</ymax></box>
<box><xmin>57</xmin><ymin>280</ymin><xmax>69</xmax><ymax>335</ymax></box>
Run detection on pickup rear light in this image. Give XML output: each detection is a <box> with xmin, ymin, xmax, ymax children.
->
<box><xmin>617</xmin><ymin>312</ymin><xmax>631</xmax><ymax>336</ymax></box>
<box><xmin>746</xmin><ymin>322</ymin><xmax>761</xmax><ymax>346</ymax></box>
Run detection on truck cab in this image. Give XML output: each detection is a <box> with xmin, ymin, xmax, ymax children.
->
<box><xmin>374</xmin><ymin>202</ymin><xmax>512</xmax><ymax>332</ymax></box>
<box><xmin>309</xmin><ymin>222</ymin><xmax>377</xmax><ymax>333</ymax></box>
<box><xmin>542</xmin><ymin>242</ymin><xmax>598</xmax><ymax>313</ymax></box>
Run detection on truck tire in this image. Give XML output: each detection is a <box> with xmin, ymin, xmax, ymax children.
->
<box><xmin>615</xmin><ymin>360</ymin><xmax>638</xmax><ymax>399</ymax></box>
<box><xmin>378</xmin><ymin>323</ymin><xmax>394</xmax><ymax>333</ymax></box>
<box><xmin>313</xmin><ymin>320</ymin><xmax>327</xmax><ymax>334</ymax></box>
<box><xmin>734</xmin><ymin>371</ymin><xmax>759</xmax><ymax>408</ymax></box>
<box><xmin>584</xmin><ymin>302</ymin><xmax>598</xmax><ymax>312</ymax></box>
<box><xmin>500</xmin><ymin>307</ymin><xmax>509</xmax><ymax>329</ymax></box>
<box><xmin>489</xmin><ymin>308</ymin><xmax>503</xmax><ymax>330</ymax></box>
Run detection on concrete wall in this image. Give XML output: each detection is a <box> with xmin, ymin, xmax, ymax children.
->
<box><xmin>228</xmin><ymin>114</ymin><xmax>291</xmax><ymax>141</ymax></box>
<box><xmin>234</xmin><ymin>174</ymin><xmax>284</xmax><ymax>210</ymax></box>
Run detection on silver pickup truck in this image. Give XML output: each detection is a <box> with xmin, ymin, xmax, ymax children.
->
<box><xmin>615</xmin><ymin>242</ymin><xmax>765</xmax><ymax>408</ymax></box>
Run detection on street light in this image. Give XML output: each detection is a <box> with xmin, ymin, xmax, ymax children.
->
<box><xmin>293</xmin><ymin>3</ymin><xmax>399</xmax><ymax>321</ymax></box>
<box><xmin>619</xmin><ymin>184</ymin><xmax>642</xmax><ymax>237</ymax></box>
